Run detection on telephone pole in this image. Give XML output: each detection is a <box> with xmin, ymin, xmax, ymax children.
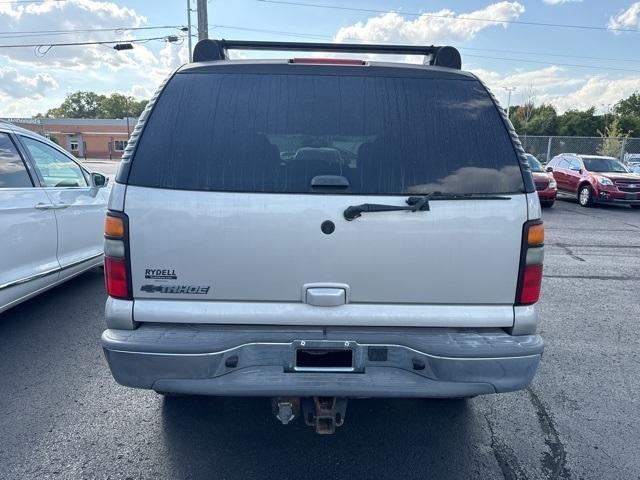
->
<box><xmin>186</xmin><ymin>0</ymin><xmax>193</xmax><ymax>61</ymax></box>
<box><xmin>503</xmin><ymin>86</ymin><xmax>517</xmax><ymax>120</ymax></box>
<box><xmin>197</xmin><ymin>0</ymin><xmax>208</xmax><ymax>41</ymax></box>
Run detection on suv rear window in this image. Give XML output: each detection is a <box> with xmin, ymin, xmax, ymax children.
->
<box><xmin>128</xmin><ymin>71</ymin><xmax>524</xmax><ymax>195</ymax></box>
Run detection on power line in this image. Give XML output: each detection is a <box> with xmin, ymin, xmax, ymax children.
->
<box><xmin>0</xmin><ymin>25</ymin><xmax>184</xmax><ymax>36</ymax></box>
<box><xmin>255</xmin><ymin>0</ymin><xmax>640</xmax><ymax>34</ymax></box>
<box><xmin>0</xmin><ymin>25</ymin><xmax>186</xmax><ymax>41</ymax></box>
<box><xmin>0</xmin><ymin>35</ymin><xmax>183</xmax><ymax>49</ymax></box>
<box><xmin>460</xmin><ymin>46</ymin><xmax>640</xmax><ymax>65</ymax></box>
<box><xmin>209</xmin><ymin>24</ymin><xmax>640</xmax><ymax>66</ymax></box>
<box><xmin>464</xmin><ymin>53</ymin><xmax>640</xmax><ymax>74</ymax></box>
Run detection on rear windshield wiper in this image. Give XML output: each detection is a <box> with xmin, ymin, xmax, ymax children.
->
<box><xmin>343</xmin><ymin>193</ymin><xmax>434</xmax><ymax>221</ymax></box>
<box><xmin>343</xmin><ymin>192</ymin><xmax>511</xmax><ymax>221</ymax></box>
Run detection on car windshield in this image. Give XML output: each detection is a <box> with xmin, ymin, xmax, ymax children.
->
<box><xmin>631</xmin><ymin>164</ymin><xmax>640</xmax><ymax>173</ymax></box>
<box><xmin>583</xmin><ymin>158</ymin><xmax>628</xmax><ymax>173</ymax></box>
<box><xmin>526</xmin><ymin>155</ymin><xmax>545</xmax><ymax>172</ymax></box>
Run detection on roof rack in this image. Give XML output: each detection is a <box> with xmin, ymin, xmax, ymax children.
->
<box><xmin>192</xmin><ymin>39</ymin><xmax>462</xmax><ymax>70</ymax></box>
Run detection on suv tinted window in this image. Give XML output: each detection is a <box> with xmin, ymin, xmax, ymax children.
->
<box><xmin>0</xmin><ymin>133</ymin><xmax>32</xmax><ymax>188</ymax></box>
<box><xmin>129</xmin><ymin>72</ymin><xmax>524</xmax><ymax>195</ymax></box>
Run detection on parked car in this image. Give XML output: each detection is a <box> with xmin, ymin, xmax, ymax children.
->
<box><xmin>525</xmin><ymin>154</ymin><xmax>557</xmax><ymax>208</ymax></box>
<box><xmin>547</xmin><ymin>154</ymin><xmax>640</xmax><ymax>208</ymax></box>
<box><xmin>623</xmin><ymin>153</ymin><xmax>640</xmax><ymax>166</ymax></box>
<box><xmin>101</xmin><ymin>39</ymin><xmax>545</xmax><ymax>434</ymax></box>
<box><xmin>0</xmin><ymin>122</ymin><xmax>110</xmax><ymax>314</ymax></box>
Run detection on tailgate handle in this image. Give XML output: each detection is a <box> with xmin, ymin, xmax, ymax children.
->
<box><xmin>306</xmin><ymin>288</ymin><xmax>346</xmax><ymax>307</ymax></box>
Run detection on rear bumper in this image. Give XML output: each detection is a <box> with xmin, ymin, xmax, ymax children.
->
<box><xmin>102</xmin><ymin>324</ymin><xmax>544</xmax><ymax>398</ymax></box>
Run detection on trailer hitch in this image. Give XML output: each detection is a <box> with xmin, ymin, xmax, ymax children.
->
<box><xmin>302</xmin><ymin>397</ymin><xmax>348</xmax><ymax>434</ymax></box>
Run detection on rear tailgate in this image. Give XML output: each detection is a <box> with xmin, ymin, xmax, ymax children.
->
<box><xmin>121</xmin><ymin>64</ymin><xmax>531</xmax><ymax>327</ymax></box>
<box><xmin>126</xmin><ymin>187</ymin><xmax>526</xmax><ymax>325</ymax></box>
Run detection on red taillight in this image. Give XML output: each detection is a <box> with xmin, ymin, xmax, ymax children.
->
<box><xmin>104</xmin><ymin>257</ymin><xmax>129</xmax><ymax>299</ymax></box>
<box><xmin>291</xmin><ymin>57</ymin><xmax>365</xmax><ymax>65</ymax></box>
<box><xmin>516</xmin><ymin>220</ymin><xmax>544</xmax><ymax>306</ymax></box>
<box><xmin>518</xmin><ymin>264</ymin><xmax>543</xmax><ymax>305</ymax></box>
<box><xmin>104</xmin><ymin>212</ymin><xmax>130</xmax><ymax>299</ymax></box>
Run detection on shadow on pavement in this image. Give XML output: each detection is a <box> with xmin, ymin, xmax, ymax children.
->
<box><xmin>161</xmin><ymin>395</ymin><xmax>486</xmax><ymax>480</ymax></box>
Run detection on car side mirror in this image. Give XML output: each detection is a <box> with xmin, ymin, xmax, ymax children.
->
<box><xmin>91</xmin><ymin>172</ymin><xmax>108</xmax><ymax>188</ymax></box>
<box><xmin>546</xmin><ymin>166</ymin><xmax>553</xmax><ymax>173</ymax></box>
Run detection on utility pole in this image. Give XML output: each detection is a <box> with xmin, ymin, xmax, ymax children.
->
<box><xmin>503</xmin><ymin>86</ymin><xmax>517</xmax><ymax>120</ymax></box>
<box><xmin>186</xmin><ymin>0</ymin><xmax>193</xmax><ymax>61</ymax></box>
<box><xmin>197</xmin><ymin>0</ymin><xmax>208</xmax><ymax>41</ymax></box>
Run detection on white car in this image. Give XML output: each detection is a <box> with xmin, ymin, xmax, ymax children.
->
<box><xmin>0</xmin><ymin>122</ymin><xmax>110</xmax><ymax>314</ymax></box>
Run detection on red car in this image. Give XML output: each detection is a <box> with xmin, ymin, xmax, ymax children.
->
<box><xmin>525</xmin><ymin>154</ymin><xmax>557</xmax><ymax>208</ymax></box>
<box><xmin>547</xmin><ymin>154</ymin><xmax>640</xmax><ymax>208</ymax></box>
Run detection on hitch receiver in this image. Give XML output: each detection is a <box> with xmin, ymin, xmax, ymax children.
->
<box><xmin>302</xmin><ymin>397</ymin><xmax>348</xmax><ymax>434</ymax></box>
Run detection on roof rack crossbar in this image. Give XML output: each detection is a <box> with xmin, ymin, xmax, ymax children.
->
<box><xmin>192</xmin><ymin>39</ymin><xmax>462</xmax><ymax>69</ymax></box>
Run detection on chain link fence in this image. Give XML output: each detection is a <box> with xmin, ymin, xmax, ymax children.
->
<box><xmin>519</xmin><ymin>135</ymin><xmax>640</xmax><ymax>164</ymax></box>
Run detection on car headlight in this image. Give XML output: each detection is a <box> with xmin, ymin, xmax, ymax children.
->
<box><xmin>597</xmin><ymin>176</ymin><xmax>613</xmax><ymax>186</ymax></box>
<box><xmin>548</xmin><ymin>178</ymin><xmax>557</xmax><ymax>189</ymax></box>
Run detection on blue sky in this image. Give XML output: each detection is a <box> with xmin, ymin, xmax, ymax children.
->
<box><xmin>2</xmin><ymin>0</ymin><xmax>640</xmax><ymax>116</ymax></box>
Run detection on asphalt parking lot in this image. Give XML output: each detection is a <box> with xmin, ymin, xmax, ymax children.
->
<box><xmin>1</xmin><ymin>198</ymin><xmax>639</xmax><ymax>480</ymax></box>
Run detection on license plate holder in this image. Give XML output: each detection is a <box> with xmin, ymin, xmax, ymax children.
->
<box><xmin>289</xmin><ymin>340</ymin><xmax>359</xmax><ymax>372</ymax></box>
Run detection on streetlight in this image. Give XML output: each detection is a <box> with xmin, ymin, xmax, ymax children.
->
<box><xmin>503</xmin><ymin>86</ymin><xmax>517</xmax><ymax>120</ymax></box>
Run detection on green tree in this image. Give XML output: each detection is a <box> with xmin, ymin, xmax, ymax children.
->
<box><xmin>41</xmin><ymin>91</ymin><xmax>148</xmax><ymax>119</ymax></box>
<box><xmin>556</xmin><ymin>108</ymin><xmax>600</xmax><ymax>136</ymax></box>
<box><xmin>525</xmin><ymin>104</ymin><xmax>558</xmax><ymax>135</ymax></box>
<box><xmin>98</xmin><ymin>93</ymin><xmax>148</xmax><ymax>118</ymax></box>
<box><xmin>509</xmin><ymin>104</ymin><xmax>558</xmax><ymax>135</ymax></box>
<box><xmin>597</xmin><ymin>118</ymin><xmax>630</xmax><ymax>158</ymax></box>
<box><xmin>613</xmin><ymin>92</ymin><xmax>640</xmax><ymax>117</ymax></box>
<box><xmin>45</xmin><ymin>91</ymin><xmax>106</xmax><ymax>118</ymax></box>
<box><xmin>615</xmin><ymin>114</ymin><xmax>640</xmax><ymax>136</ymax></box>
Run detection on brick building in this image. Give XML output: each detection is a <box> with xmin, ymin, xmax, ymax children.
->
<box><xmin>2</xmin><ymin>117</ymin><xmax>137</xmax><ymax>159</ymax></box>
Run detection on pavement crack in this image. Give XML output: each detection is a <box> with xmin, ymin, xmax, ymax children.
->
<box><xmin>526</xmin><ymin>387</ymin><xmax>571</xmax><ymax>480</ymax></box>
<box><xmin>483</xmin><ymin>411</ymin><xmax>529</xmax><ymax>480</ymax></box>
<box><xmin>554</xmin><ymin>243</ymin><xmax>586</xmax><ymax>262</ymax></box>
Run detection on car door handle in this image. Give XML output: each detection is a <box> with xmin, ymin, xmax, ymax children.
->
<box><xmin>34</xmin><ymin>202</ymin><xmax>55</xmax><ymax>210</ymax></box>
<box><xmin>52</xmin><ymin>203</ymin><xmax>70</xmax><ymax>210</ymax></box>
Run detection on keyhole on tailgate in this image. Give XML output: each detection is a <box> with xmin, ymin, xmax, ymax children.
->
<box><xmin>321</xmin><ymin>220</ymin><xmax>335</xmax><ymax>235</ymax></box>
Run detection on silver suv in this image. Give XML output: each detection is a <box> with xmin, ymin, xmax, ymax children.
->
<box><xmin>101</xmin><ymin>40</ymin><xmax>544</xmax><ymax>433</ymax></box>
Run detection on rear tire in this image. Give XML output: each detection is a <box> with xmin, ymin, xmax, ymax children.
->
<box><xmin>578</xmin><ymin>185</ymin><xmax>594</xmax><ymax>207</ymax></box>
<box><xmin>540</xmin><ymin>201</ymin><xmax>554</xmax><ymax>208</ymax></box>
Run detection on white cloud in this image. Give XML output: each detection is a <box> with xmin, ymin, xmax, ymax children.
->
<box><xmin>0</xmin><ymin>67</ymin><xmax>58</xmax><ymax>98</ymax></box>
<box><xmin>334</xmin><ymin>2</ymin><xmax>525</xmax><ymax>45</ymax></box>
<box><xmin>159</xmin><ymin>39</ymin><xmax>189</xmax><ymax>70</ymax></box>
<box><xmin>538</xmin><ymin>76</ymin><xmax>640</xmax><ymax>112</ymax></box>
<box><xmin>472</xmin><ymin>66</ymin><xmax>640</xmax><ymax>113</ymax></box>
<box><xmin>543</xmin><ymin>0</ymin><xmax>582</xmax><ymax>5</ymax></box>
<box><xmin>0</xmin><ymin>95</ymin><xmax>49</xmax><ymax>117</ymax></box>
<box><xmin>0</xmin><ymin>0</ymin><xmax>188</xmax><ymax>115</ymax></box>
<box><xmin>0</xmin><ymin>0</ymin><xmax>158</xmax><ymax>70</ymax></box>
<box><xmin>608</xmin><ymin>2</ymin><xmax>640</xmax><ymax>31</ymax></box>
